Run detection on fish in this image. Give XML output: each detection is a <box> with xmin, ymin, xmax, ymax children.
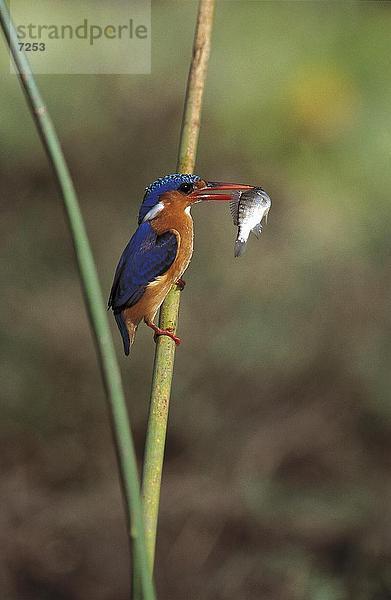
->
<box><xmin>230</xmin><ymin>186</ymin><xmax>271</xmax><ymax>257</ymax></box>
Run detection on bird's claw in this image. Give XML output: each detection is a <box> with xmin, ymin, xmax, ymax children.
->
<box><xmin>145</xmin><ymin>320</ymin><xmax>181</xmax><ymax>345</ymax></box>
<box><xmin>153</xmin><ymin>326</ymin><xmax>181</xmax><ymax>345</ymax></box>
<box><xmin>176</xmin><ymin>278</ymin><xmax>186</xmax><ymax>291</ymax></box>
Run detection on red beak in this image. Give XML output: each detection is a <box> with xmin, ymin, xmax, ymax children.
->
<box><xmin>189</xmin><ymin>181</ymin><xmax>253</xmax><ymax>202</ymax></box>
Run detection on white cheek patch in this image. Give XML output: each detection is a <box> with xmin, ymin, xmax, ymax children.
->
<box><xmin>142</xmin><ymin>202</ymin><xmax>164</xmax><ymax>222</ymax></box>
<box><xmin>185</xmin><ymin>206</ymin><xmax>191</xmax><ymax>215</ymax></box>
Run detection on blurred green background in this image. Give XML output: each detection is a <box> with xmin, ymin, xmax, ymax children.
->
<box><xmin>1</xmin><ymin>1</ymin><xmax>391</xmax><ymax>599</ymax></box>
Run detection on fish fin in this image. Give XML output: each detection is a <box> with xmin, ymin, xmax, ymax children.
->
<box><xmin>251</xmin><ymin>223</ymin><xmax>263</xmax><ymax>239</ymax></box>
<box><xmin>234</xmin><ymin>239</ymin><xmax>247</xmax><ymax>257</ymax></box>
<box><xmin>229</xmin><ymin>193</ymin><xmax>241</xmax><ymax>225</ymax></box>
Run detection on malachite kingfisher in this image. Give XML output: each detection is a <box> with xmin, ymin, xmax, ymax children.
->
<box><xmin>108</xmin><ymin>173</ymin><xmax>252</xmax><ymax>355</ymax></box>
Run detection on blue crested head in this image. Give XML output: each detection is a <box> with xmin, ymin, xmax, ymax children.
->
<box><xmin>138</xmin><ymin>173</ymin><xmax>201</xmax><ymax>224</ymax></box>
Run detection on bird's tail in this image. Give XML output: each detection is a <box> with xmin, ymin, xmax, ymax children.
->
<box><xmin>114</xmin><ymin>312</ymin><xmax>137</xmax><ymax>356</ymax></box>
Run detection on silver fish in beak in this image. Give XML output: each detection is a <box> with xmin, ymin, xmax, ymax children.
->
<box><xmin>230</xmin><ymin>187</ymin><xmax>271</xmax><ymax>257</ymax></box>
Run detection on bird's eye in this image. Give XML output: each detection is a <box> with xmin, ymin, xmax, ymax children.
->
<box><xmin>178</xmin><ymin>182</ymin><xmax>194</xmax><ymax>194</ymax></box>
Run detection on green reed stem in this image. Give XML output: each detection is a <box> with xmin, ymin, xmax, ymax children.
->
<box><xmin>141</xmin><ymin>0</ymin><xmax>216</xmax><ymax>570</ymax></box>
<box><xmin>0</xmin><ymin>4</ymin><xmax>154</xmax><ymax>599</ymax></box>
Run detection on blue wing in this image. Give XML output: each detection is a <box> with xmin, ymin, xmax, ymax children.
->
<box><xmin>109</xmin><ymin>221</ymin><xmax>178</xmax><ymax>356</ymax></box>
<box><xmin>108</xmin><ymin>221</ymin><xmax>178</xmax><ymax>312</ymax></box>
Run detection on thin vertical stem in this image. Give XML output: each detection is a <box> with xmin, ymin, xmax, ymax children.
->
<box><xmin>0</xmin><ymin>3</ymin><xmax>154</xmax><ymax>599</ymax></box>
<box><xmin>141</xmin><ymin>0</ymin><xmax>216</xmax><ymax>569</ymax></box>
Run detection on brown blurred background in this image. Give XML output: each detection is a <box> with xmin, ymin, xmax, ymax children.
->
<box><xmin>1</xmin><ymin>1</ymin><xmax>391</xmax><ymax>599</ymax></box>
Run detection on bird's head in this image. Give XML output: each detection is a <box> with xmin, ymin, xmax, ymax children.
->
<box><xmin>138</xmin><ymin>173</ymin><xmax>253</xmax><ymax>224</ymax></box>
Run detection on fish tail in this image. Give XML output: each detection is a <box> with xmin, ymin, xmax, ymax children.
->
<box><xmin>235</xmin><ymin>225</ymin><xmax>249</xmax><ymax>257</ymax></box>
<box><xmin>234</xmin><ymin>238</ymin><xmax>247</xmax><ymax>257</ymax></box>
<box><xmin>114</xmin><ymin>311</ymin><xmax>137</xmax><ymax>356</ymax></box>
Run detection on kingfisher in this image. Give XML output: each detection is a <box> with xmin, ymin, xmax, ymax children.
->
<box><xmin>108</xmin><ymin>173</ymin><xmax>252</xmax><ymax>355</ymax></box>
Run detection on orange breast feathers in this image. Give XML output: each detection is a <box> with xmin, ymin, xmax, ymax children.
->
<box><xmin>122</xmin><ymin>205</ymin><xmax>194</xmax><ymax>337</ymax></box>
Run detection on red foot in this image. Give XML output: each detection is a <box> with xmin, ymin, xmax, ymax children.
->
<box><xmin>176</xmin><ymin>278</ymin><xmax>186</xmax><ymax>291</ymax></box>
<box><xmin>145</xmin><ymin>320</ymin><xmax>181</xmax><ymax>345</ymax></box>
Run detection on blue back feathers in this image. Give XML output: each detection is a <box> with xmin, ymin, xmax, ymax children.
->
<box><xmin>138</xmin><ymin>173</ymin><xmax>201</xmax><ymax>224</ymax></box>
